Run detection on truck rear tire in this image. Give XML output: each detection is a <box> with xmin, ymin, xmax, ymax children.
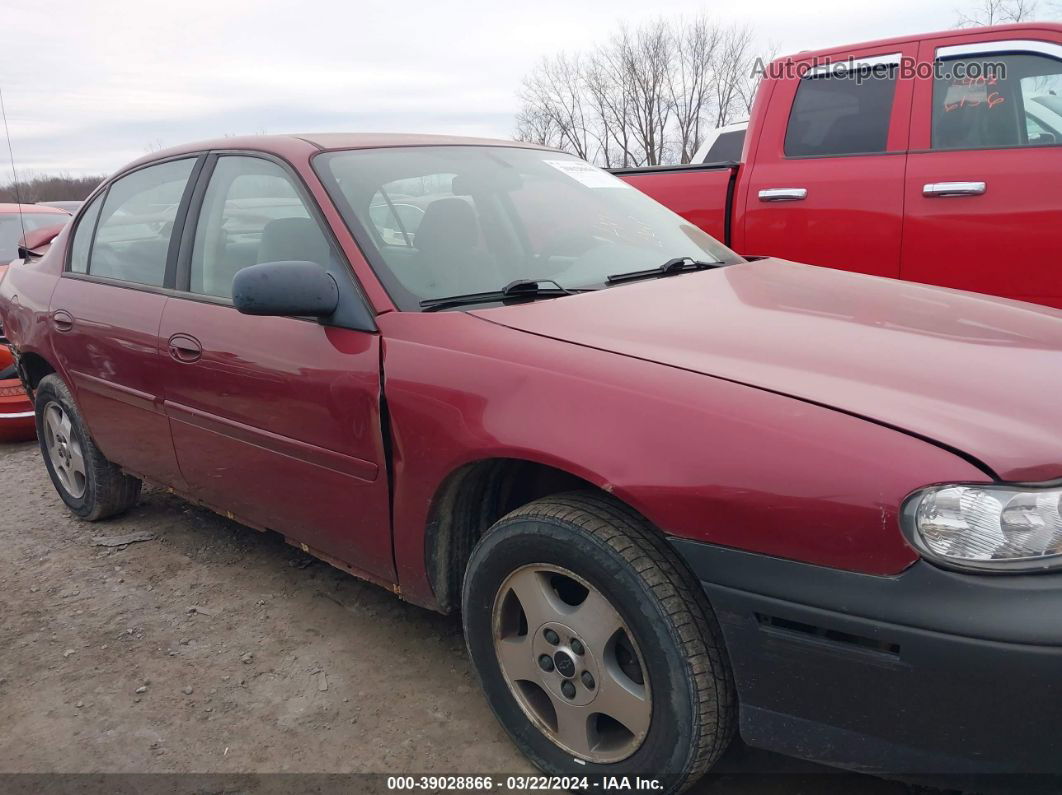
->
<box><xmin>462</xmin><ymin>491</ymin><xmax>735</xmax><ymax>793</ymax></box>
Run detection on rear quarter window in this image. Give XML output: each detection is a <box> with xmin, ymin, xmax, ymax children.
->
<box><xmin>704</xmin><ymin>130</ymin><xmax>746</xmax><ymax>162</ymax></box>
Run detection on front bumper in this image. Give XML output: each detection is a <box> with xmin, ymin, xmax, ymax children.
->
<box><xmin>670</xmin><ymin>538</ymin><xmax>1062</xmax><ymax>779</ymax></box>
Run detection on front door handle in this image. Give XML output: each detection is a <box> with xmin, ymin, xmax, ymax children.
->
<box><xmin>51</xmin><ymin>310</ymin><xmax>74</xmax><ymax>333</ymax></box>
<box><xmin>923</xmin><ymin>181</ymin><xmax>986</xmax><ymax>197</ymax></box>
<box><xmin>167</xmin><ymin>333</ymin><xmax>202</xmax><ymax>363</ymax></box>
<box><xmin>758</xmin><ymin>188</ymin><xmax>808</xmax><ymax>202</ymax></box>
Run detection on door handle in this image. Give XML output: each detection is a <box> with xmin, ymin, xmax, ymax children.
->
<box><xmin>167</xmin><ymin>333</ymin><xmax>202</xmax><ymax>363</ymax></box>
<box><xmin>758</xmin><ymin>188</ymin><xmax>808</xmax><ymax>202</ymax></box>
<box><xmin>922</xmin><ymin>181</ymin><xmax>986</xmax><ymax>197</ymax></box>
<box><xmin>51</xmin><ymin>310</ymin><xmax>74</xmax><ymax>333</ymax></box>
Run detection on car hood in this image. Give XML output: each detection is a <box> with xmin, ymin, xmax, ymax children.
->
<box><xmin>471</xmin><ymin>259</ymin><xmax>1062</xmax><ymax>482</ymax></box>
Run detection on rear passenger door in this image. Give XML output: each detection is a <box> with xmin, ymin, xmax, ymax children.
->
<box><xmin>742</xmin><ymin>45</ymin><xmax>916</xmax><ymax>277</ymax></box>
<box><xmin>901</xmin><ymin>35</ymin><xmax>1062</xmax><ymax>307</ymax></box>
<box><xmin>50</xmin><ymin>156</ymin><xmax>201</xmax><ymax>486</ymax></box>
<box><xmin>156</xmin><ymin>153</ymin><xmax>394</xmax><ymax>582</ymax></box>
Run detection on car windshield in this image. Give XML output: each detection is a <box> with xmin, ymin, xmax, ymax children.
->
<box><xmin>314</xmin><ymin>146</ymin><xmax>742</xmax><ymax>310</ymax></box>
<box><xmin>0</xmin><ymin>212</ymin><xmax>69</xmax><ymax>263</ymax></box>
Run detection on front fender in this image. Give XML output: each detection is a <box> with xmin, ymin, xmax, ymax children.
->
<box><xmin>378</xmin><ymin>312</ymin><xmax>988</xmax><ymax>608</ymax></box>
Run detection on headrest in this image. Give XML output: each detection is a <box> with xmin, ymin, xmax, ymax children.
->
<box><xmin>257</xmin><ymin>217</ymin><xmax>330</xmax><ymax>266</ymax></box>
<box><xmin>414</xmin><ymin>198</ymin><xmax>480</xmax><ymax>253</ymax></box>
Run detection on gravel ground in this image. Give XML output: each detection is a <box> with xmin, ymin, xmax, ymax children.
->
<box><xmin>0</xmin><ymin>439</ymin><xmax>917</xmax><ymax>793</ymax></box>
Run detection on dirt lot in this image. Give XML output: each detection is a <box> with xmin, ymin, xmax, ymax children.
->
<box><xmin>0</xmin><ymin>439</ymin><xmax>915</xmax><ymax>793</ymax></box>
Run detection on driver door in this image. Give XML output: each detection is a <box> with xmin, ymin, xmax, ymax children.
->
<box><xmin>157</xmin><ymin>153</ymin><xmax>394</xmax><ymax>582</ymax></box>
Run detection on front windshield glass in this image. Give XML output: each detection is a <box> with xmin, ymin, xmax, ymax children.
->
<box><xmin>314</xmin><ymin>146</ymin><xmax>742</xmax><ymax>310</ymax></box>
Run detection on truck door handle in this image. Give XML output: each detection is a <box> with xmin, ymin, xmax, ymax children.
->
<box><xmin>51</xmin><ymin>310</ymin><xmax>74</xmax><ymax>332</ymax></box>
<box><xmin>922</xmin><ymin>181</ymin><xmax>986</xmax><ymax>197</ymax></box>
<box><xmin>167</xmin><ymin>333</ymin><xmax>202</xmax><ymax>363</ymax></box>
<box><xmin>758</xmin><ymin>188</ymin><xmax>808</xmax><ymax>202</ymax></box>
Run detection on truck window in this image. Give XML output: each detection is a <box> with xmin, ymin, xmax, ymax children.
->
<box><xmin>784</xmin><ymin>65</ymin><xmax>897</xmax><ymax>157</ymax></box>
<box><xmin>933</xmin><ymin>52</ymin><xmax>1062</xmax><ymax>150</ymax></box>
<box><xmin>704</xmin><ymin>130</ymin><xmax>745</xmax><ymax>162</ymax></box>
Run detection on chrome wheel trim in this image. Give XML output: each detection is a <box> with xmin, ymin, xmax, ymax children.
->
<box><xmin>43</xmin><ymin>402</ymin><xmax>87</xmax><ymax>499</ymax></box>
<box><xmin>492</xmin><ymin>563</ymin><xmax>652</xmax><ymax>763</ymax></box>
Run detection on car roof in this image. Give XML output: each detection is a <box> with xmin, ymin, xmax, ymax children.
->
<box><xmin>123</xmin><ymin>133</ymin><xmax>556</xmax><ymax>173</ymax></box>
<box><xmin>0</xmin><ymin>203</ymin><xmax>70</xmax><ymax>215</ymax></box>
<box><xmin>780</xmin><ymin>21</ymin><xmax>1062</xmax><ymax>62</ymax></box>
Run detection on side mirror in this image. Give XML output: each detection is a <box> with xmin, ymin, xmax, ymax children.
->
<box><xmin>232</xmin><ymin>261</ymin><xmax>340</xmax><ymax>318</ymax></box>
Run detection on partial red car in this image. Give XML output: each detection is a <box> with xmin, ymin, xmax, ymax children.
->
<box><xmin>1</xmin><ymin>135</ymin><xmax>1061</xmax><ymax>789</ymax></box>
<box><xmin>0</xmin><ymin>204</ymin><xmax>70</xmax><ymax>440</ymax></box>
<box><xmin>615</xmin><ymin>22</ymin><xmax>1062</xmax><ymax>308</ymax></box>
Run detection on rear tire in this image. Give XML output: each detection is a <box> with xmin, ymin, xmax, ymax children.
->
<box><xmin>35</xmin><ymin>374</ymin><xmax>141</xmax><ymax>520</ymax></box>
<box><xmin>462</xmin><ymin>491</ymin><xmax>735</xmax><ymax>793</ymax></box>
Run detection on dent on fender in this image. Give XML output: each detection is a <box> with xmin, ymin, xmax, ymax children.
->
<box><xmin>377</xmin><ymin>310</ymin><xmax>988</xmax><ymax>608</ymax></box>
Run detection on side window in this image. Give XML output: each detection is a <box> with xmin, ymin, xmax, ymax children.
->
<box><xmin>784</xmin><ymin>64</ymin><xmax>898</xmax><ymax>157</ymax></box>
<box><xmin>69</xmin><ymin>193</ymin><xmax>104</xmax><ymax>273</ymax></box>
<box><xmin>933</xmin><ymin>52</ymin><xmax>1062</xmax><ymax>150</ymax></box>
<box><xmin>89</xmin><ymin>159</ymin><xmax>195</xmax><ymax>286</ymax></box>
<box><xmin>189</xmin><ymin>156</ymin><xmax>336</xmax><ymax>300</ymax></box>
<box><xmin>704</xmin><ymin>130</ymin><xmax>745</xmax><ymax>163</ymax></box>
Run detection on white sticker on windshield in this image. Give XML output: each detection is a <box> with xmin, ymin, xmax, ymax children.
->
<box><xmin>543</xmin><ymin>159</ymin><xmax>633</xmax><ymax>189</ymax></box>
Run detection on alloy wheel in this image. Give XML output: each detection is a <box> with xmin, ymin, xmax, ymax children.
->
<box><xmin>43</xmin><ymin>402</ymin><xmax>87</xmax><ymax>498</ymax></box>
<box><xmin>492</xmin><ymin>563</ymin><xmax>652</xmax><ymax>763</ymax></box>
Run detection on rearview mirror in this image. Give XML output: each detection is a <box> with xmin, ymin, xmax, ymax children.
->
<box><xmin>232</xmin><ymin>261</ymin><xmax>340</xmax><ymax>318</ymax></box>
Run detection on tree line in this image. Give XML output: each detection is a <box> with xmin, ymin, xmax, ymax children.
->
<box><xmin>0</xmin><ymin>173</ymin><xmax>104</xmax><ymax>204</ymax></box>
<box><xmin>514</xmin><ymin>17</ymin><xmax>772</xmax><ymax>167</ymax></box>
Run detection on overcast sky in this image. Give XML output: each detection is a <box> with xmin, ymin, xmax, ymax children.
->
<box><xmin>1</xmin><ymin>0</ymin><xmax>982</xmax><ymax>178</ymax></box>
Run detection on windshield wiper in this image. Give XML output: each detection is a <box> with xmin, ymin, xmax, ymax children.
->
<box><xmin>606</xmin><ymin>256</ymin><xmax>725</xmax><ymax>285</ymax></box>
<box><xmin>420</xmin><ymin>279</ymin><xmax>579</xmax><ymax>312</ymax></box>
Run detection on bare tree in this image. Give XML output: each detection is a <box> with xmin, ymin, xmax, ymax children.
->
<box><xmin>669</xmin><ymin>16</ymin><xmax>722</xmax><ymax>163</ymax></box>
<box><xmin>617</xmin><ymin>22</ymin><xmax>674</xmax><ymax>165</ymax></box>
<box><xmin>956</xmin><ymin>0</ymin><xmax>1039</xmax><ymax>25</ymax></box>
<box><xmin>517</xmin><ymin>53</ymin><xmax>598</xmax><ymax>161</ymax></box>
<box><xmin>736</xmin><ymin>42</ymin><xmax>778</xmax><ymax>120</ymax></box>
<box><xmin>585</xmin><ymin>48</ymin><xmax>635</xmax><ymax>167</ymax></box>
<box><xmin>514</xmin><ymin>17</ymin><xmax>771</xmax><ymax>167</ymax></box>
<box><xmin>710</xmin><ymin>25</ymin><xmax>757</xmax><ymax>127</ymax></box>
<box><xmin>514</xmin><ymin>105</ymin><xmax>560</xmax><ymax>149</ymax></box>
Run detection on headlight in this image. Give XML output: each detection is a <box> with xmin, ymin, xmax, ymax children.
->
<box><xmin>903</xmin><ymin>483</ymin><xmax>1062</xmax><ymax>572</ymax></box>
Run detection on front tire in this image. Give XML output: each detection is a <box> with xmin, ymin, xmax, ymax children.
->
<box><xmin>462</xmin><ymin>492</ymin><xmax>735</xmax><ymax>793</ymax></box>
<box><xmin>35</xmin><ymin>374</ymin><xmax>141</xmax><ymax>520</ymax></box>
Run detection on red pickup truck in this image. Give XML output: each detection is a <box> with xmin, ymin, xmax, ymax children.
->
<box><xmin>615</xmin><ymin>22</ymin><xmax>1062</xmax><ymax>308</ymax></box>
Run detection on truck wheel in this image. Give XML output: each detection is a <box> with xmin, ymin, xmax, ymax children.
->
<box><xmin>35</xmin><ymin>374</ymin><xmax>141</xmax><ymax>520</ymax></box>
<box><xmin>462</xmin><ymin>492</ymin><xmax>735</xmax><ymax>792</ymax></box>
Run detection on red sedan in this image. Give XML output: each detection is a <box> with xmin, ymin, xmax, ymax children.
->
<box><xmin>0</xmin><ymin>135</ymin><xmax>1060</xmax><ymax>789</ymax></box>
<box><xmin>0</xmin><ymin>203</ymin><xmax>70</xmax><ymax>440</ymax></box>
